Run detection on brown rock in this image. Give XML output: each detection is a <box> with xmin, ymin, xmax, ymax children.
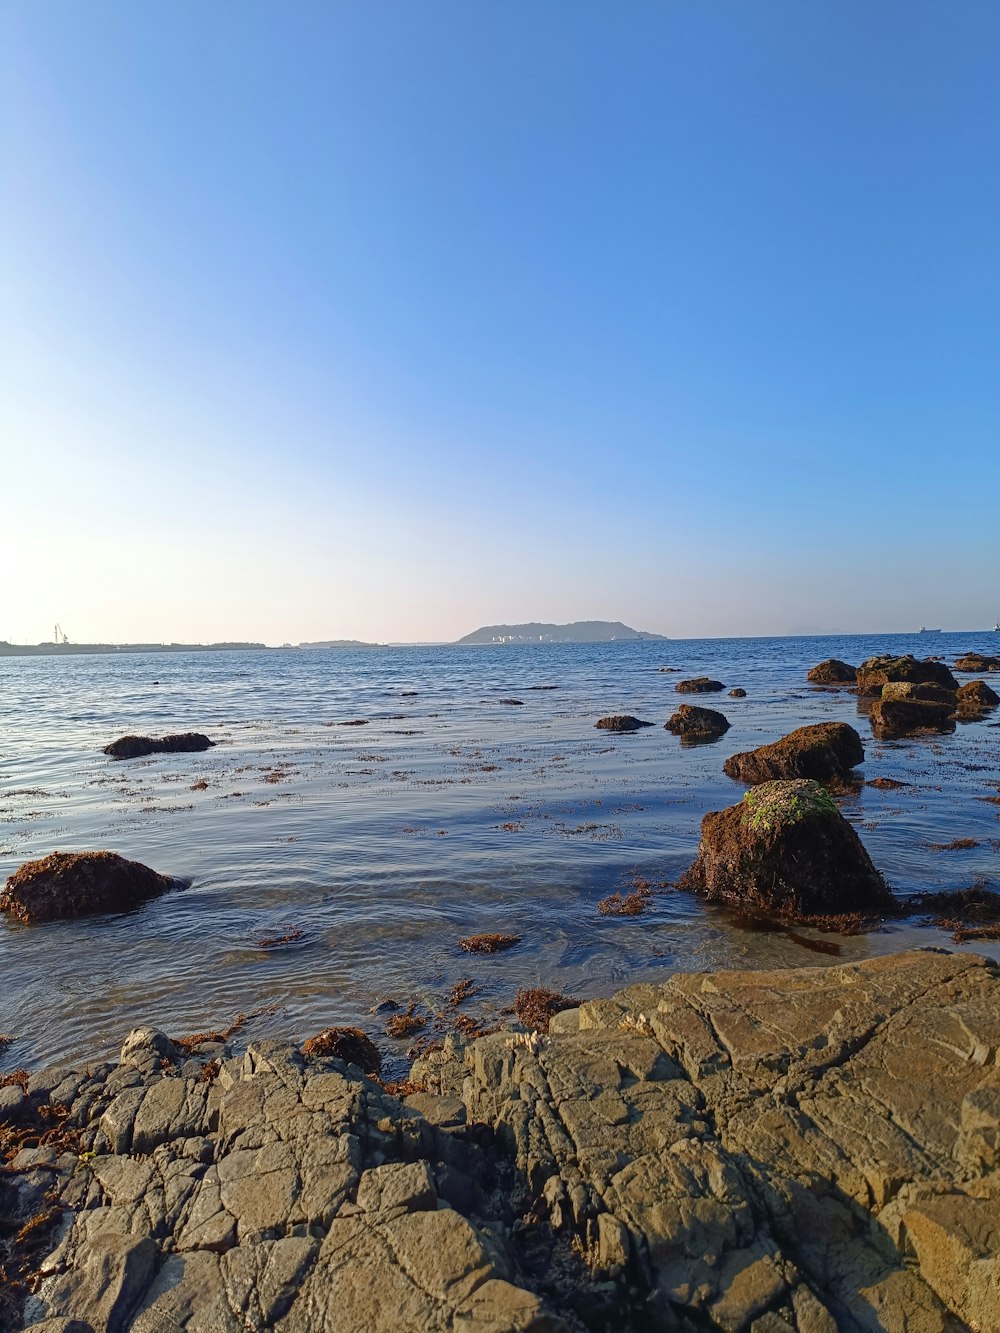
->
<box><xmin>723</xmin><ymin>722</ymin><xmax>864</xmax><ymax>788</ymax></box>
<box><xmin>665</xmin><ymin>704</ymin><xmax>730</xmax><ymax>742</ymax></box>
<box><xmin>594</xmin><ymin>715</ymin><xmax>652</xmax><ymax>731</ymax></box>
<box><xmin>0</xmin><ymin>851</ymin><xmax>174</xmax><ymax>924</ymax></box>
<box><xmin>675</xmin><ymin>677</ymin><xmax>725</xmax><ymax>693</ymax></box>
<box><xmin>881</xmin><ymin>680</ymin><xmax>957</xmax><ymax>705</ymax></box>
<box><xmin>953</xmin><ymin>651</ymin><xmax>1000</xmax><ymax>672</ymax></box>
<box><xmin>807</xmin><ymin>658</ymin><xmax>857</xmax><ymax>684</ymax></box>
<box><xmin>679</xmin><ymin>779</ymin><xmax>893</xmax><ymax>917</ymax></box>
<box><xmin>956</xmin><ymin>679</ymin><xmax>1000</xmax><ymax>710</ymax></box>
<box><xmin>104</xmin><ymin>733</ymin><xmax>215</xmax><ymax>760</ymax></box>
<box><xmin>856</xmin><ymin>655</ymin><xmax>958</xmax><ymax>696</ymax></box>
<box><xmin>728</xmin><ymin>687</ymin><xmax>747</xmax><ymax>698</ymax></box>
<box><xmin>869</xmin><ymin>697</ymin><xmax>956</xmax><ymax>738</ymax></box>
<box><xmin>302</xmin><ymin>1026</ymin><xmax>381</xmax><ymax>1075</ymax></box>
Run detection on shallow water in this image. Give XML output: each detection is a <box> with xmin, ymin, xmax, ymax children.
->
<box><xmin>1</xmin><ymin>634</ymin><xmax>998</xmax><ymax>1071</ymax></box>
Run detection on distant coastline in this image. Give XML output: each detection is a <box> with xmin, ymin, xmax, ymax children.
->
<box><xmin>0</xmin><ymin>641</ymin><xmax>268</xmax><ymax>657</ymax></box>
<box><xmin>456</xmin><ymin>620</ymin><xmax>667</xmax><ymax>645</ymax></box>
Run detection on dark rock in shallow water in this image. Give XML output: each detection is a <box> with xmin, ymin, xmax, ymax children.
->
<box><xmin>103</xmin><ymin>732</ymin><xmax>215</xmax><ymax>759</ymax></box>
<box><xmin>869</xmin><ymin>697</ymin><xmax>956</xmax><ymax>738</ymax></box>
<box><xmin>957</xmin><ymin>679</ymin><xmax>1000</xmax><ymax>710</ymax></box>
<box><xmin>0</xmin><ymin>851</ymin><xmax>174</xmax><ymax>923</ymax></box>
<box><xmin>301</xmin><ymin>1026</ymin><xmax>381</xmax><ymax>1075</ymax></box>
<box><xmin>679</xmin><ymin>778</ymin><xmax>893</xmax><ymax>917</ymax></box>
<box><xmin>954</xmin><ymin>651</ymin><xmax>1000</xmax><ymax>673</ymax></box>
<box><xmin>880</xmin><ymin>680</ymin><xmax>957</xmax><ymax>705</ymax></box>
<box><xmin>723</xmin><ymin>721</ymin><xmax>864</xmax><ymax>788</ymax></box>
<box><xmin>728</xmin><ymin>686</ymin><xmax>746</xmax><ymax>698</ymax></box>
<box><xmin>856</xmin><ymin>654</ymin><xmax>958</xmax><ymax>696</ymax></box>
<box><xmin>665</xmin><ymin>703</ymin><xmax>730</xmax><ymax>742</ymax></box>
<box><xmin>594</xmin><ymin>715</ymin><xmax>652</xmax><ymax>731</ymax></box>
<box><xmin>675</xmin><ymin>676</ymin><xmax>725</xmax><ymax>693</ymax></box>
<box><xmin>807</xmin><ymin>657</ymin><xmax>857</xmax><ymax>685</ymax></box>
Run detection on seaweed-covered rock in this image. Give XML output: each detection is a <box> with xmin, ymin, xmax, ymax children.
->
<box><xmin>807</xmin><ymin>658</ymin><xmax>857</xmax><ymax>685</ymax></box>
<box><xmin>869</xmin><ymin>697</ymin><xmax>956</xmax><ymax>738</ymax></box>
<box><xmin>0</xmin><ymin>851</ymin><xmax>174</xmax><ymax>923</ymax></box>
<box><xmin>856</xmin><ymin>655</ymin><xmax>958</xmax><ymax>696</ymax></box>
<box><xmin>594</xmin><ymin>715</ymin><xmax>652</xmax><ymax>732</ymax></box>
<box><xmin>665</xmin><ymin>704</ymin><xmax>730</xmax><ymax>742</ymax></box>
<box><xmin>679</xmin><ymin>779</ymin><xmax>892</xmax><ymax>917</ymax></box>
<box><xmin>954</xmin><ymin>651</ymin><xmax>1000</xmax><ymax>673</ymax></box>
<box><xmin>723</xmin><ymin>722</ymin><xmax>864</xmax><ymax>788</ymax></box>
<box><xmin>103</xmin><ymin>732</ymin><xmax>215</xmax><ymax>759</ymax></box>
<box><xmin>302</xmin><ymin>1026</ymin><xmax>381</xmax><ymax>1075</ymax></box>
<box><xmin>881</xmin><ymin>680</ymin><xmax>957</xmax><ymax>705</ymax></box>
<box><xmin>675</xmin><ymin>676</ymin><xmax>725</xmax><ymax>693</ymax></box>
<box><xmin>956</xmin><ymin>679</ymin><xmax>1000</xmax><ymax>711</ymax></box>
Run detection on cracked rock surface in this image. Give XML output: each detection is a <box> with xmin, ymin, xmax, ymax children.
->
<box><xmin>6</xmin><ymin>949</ymin><xmax>999</xmax><ymax>1332</ymax></box>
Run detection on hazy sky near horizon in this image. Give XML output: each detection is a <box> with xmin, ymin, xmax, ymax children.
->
<box><xmin>3</xmin><ymin>2</ymin><xmax>999</xmax><ymax>645</ymax></box>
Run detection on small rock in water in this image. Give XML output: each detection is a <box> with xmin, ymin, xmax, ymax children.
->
<box><xmin>869</xmin><ymin>697</ymin><xmax>956</xmax><ymax>738</ymax></box>
<box><xmin>665</xmin><ymin>704</ymin><xmax>730</xmax><ymax>742</ymax></box>
<box><xmin>728</xmin><ymin>687</ymin><xmax>747</xmax><ymax>697</ymax></box>
<box><xmin>856</xmin><ymin>654</ymin><xmax>958</xmax><ymax>696</ymax></box>
<box><xmin>0</xmin><ymin>851</ymin><xmax>175</xmax><ymax>923</ymax></box>
<box><xmin>954</xmin><ymin>651</ymin><xmax>1000</xmax><ymax>672</ymax></box>
<box><xmin>957</xmin><ymin>679</ymin><xmax>1000</xmax><ymax>711</ymax></box>
<box><xmin>807</xmin><ymin>658</ymin><xmax>857</xmax><ymax>684</ymax></box>
<box><xmin>675</xmin><ymin>676</ymin><xmax>725</xmax><ymax>693</ymax></box>
<box><xmin>594</xmin><ymin>715</ymin><xmax>652</xmax><ymax>731</ymax></box>
<box><xmin>103</xmin><ymin>732</ymin><xmax>215</xmax><ymax>759</ymax></box>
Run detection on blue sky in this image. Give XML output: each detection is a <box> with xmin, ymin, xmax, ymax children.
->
<box><xmin>2</xmin><ymin>2</ymin><xmax>999</xmax><ymax>642</ymax></box>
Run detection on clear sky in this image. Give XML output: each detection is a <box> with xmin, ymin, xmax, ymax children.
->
<box><xmin>2</xmin><ymin>2</ymin><xmax>999</xmax><ymax>644</ymax></box>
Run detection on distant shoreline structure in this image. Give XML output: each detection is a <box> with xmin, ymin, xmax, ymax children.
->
<box><xmin>0</xmin><ymin>641</ymin><xmax>269</xmax><ymax>658</ymax></box>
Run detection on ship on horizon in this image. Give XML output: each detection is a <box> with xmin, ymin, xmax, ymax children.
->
<box><xmin>917</xmin><ymin>626</ymin><xmax>942</xmax><ymax>634</ymax></box>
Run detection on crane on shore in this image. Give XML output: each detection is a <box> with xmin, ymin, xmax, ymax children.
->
<box><xmin>53</xmin><ymin>624</ymin><xmax>69</xmax><ymax>644</ymax></box>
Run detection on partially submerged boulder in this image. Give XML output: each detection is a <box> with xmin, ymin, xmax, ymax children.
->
<box><xmin>594</xmin><ymin>715</ymin><xmax>652</xmax><ymax>732</ymax></box>
<box><xmin>728</xmin><ymin>687</ymin><xmax>746</xmax><ymax>698</ymax></box>
<box><xmin>954</xmin><ymin>651</ymin><xmax>1000</xmax><ymax>673</ymax></box>
<box><xmin>665</xmin><ymin>704</ymin><xmax>730</xmax><ymax>742</ymax></box>
<box><xmin>679</xmin><ymin>779</ymin><xmax>893</xmax><ymax>917</ymax></box>
<box><xmin>302</xmin><ymin>1026</ymin><xmax>381</xmax><ymax>1075</ymax></box>
<box><xmin>723</xmin><ymin>722</ymin><xmax>864</xmax><ymax>788</ymax></box>
<box><xmin>104</xmin><ymin>732</ymin><xmax>215</xmax><ymax>760</ymax></box>
<box><xmin>957</xmin><ymin>679</ymin><xmax>1000</xmax><ymax>711</ymax></box>
<box><xmin>856</xmin><ymin>655</ymin><xmax>958</xmax><ymax>696</ymax></box>
<box><xmin>807</xmin><ymin>658</ymin><xmax>857</xmax><ymax>685</ymax></box>
<box><xmin>881</xmin><ymin>680</ymin><xmax>957</xmax><ymax>705</ymax></box>
<box><xmin>675</xmin><ymin>676</ymin><xmax>725</xmax><ymax>693</ymax></box>
<box><xmin>869</xmin><ymin>697</ymin><xmax>956</xmax><ymax>738</ymax></box>
<box><xmin>0</xmin><ymin>851</ymin><xmax>174</xmax><ymax>923</ymax></box>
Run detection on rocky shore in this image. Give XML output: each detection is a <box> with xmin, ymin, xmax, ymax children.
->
<box><xmin>3</xmin><ymin>948</ymin><xmax>998</xmax><ymax>1332</ymax></box>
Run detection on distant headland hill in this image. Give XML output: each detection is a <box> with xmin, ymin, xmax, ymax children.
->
<box><xmin>0</xmin><ymin>641</ymin><xmax>267</xmax><ymax>657</ymax></box>
<box><xmin>297</xmin><ymin>639</ymin><xmax>381</xmax><ymax>649</ymax></box>
<box><xmin>456</xmin><ymin>620</ymin><xmax>668</xmax><ymax>645</ymax></box>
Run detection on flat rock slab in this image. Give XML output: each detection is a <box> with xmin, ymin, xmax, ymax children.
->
<box><xmin>10</xmin><ymin>950</ymin><xmax>1000</xmax><ymax>1332</ymax></box>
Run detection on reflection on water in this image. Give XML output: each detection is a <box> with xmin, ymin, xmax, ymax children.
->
<box><xmin>1</xmin><ymin>634</ymin><xmax>998</xmax><ymax>1069</ymax></box>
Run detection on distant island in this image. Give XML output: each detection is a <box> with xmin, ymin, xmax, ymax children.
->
<box><xmin>297</xmin><ymin>639</ymin><xmax>381</xmax><ymax>649</ymax></box>
<box><xmin>456</xmin><ymin>620</ymin><xmax>668</xmax><ymax>645</ymax></box>
<box><xmin>0</xmin><ymin>641</ymin><xmax>267</xmax><ymax>657</ymax></box>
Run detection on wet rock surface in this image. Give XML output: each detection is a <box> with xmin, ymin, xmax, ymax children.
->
<box><xmin>806</xmin><ymin>658</ymin><xmax>857</xmax><ymax>685</ymax></box>
<box><xmin>855</xmin><ymin>656</ymin><xmax>958</xmax><ymax>697</ymax></box>
<box><xmin>0</xmin><ymin>853</ymin><xmax>175</xmax><ymax>925</ymax></box>
<box><xmin>869</xmin><ymin>698</ymin><xmax>956</xmax><ymax>739</ymax></box>
<box><xmin>675</xmin><ymin>677</ymin><xmax>726</xmax><ymax>694</ymax></box>
<box><xmin>103</xmin><ymin>734</ymin><xmax>215</xmax><ymax>760</ymax></box>
<box><xmin>8</xmin><ymin>951</ymin><xmax>998</xmax><ymax>1332</ymax></box>
<box><xmin>953</xmin><ymin>651</ymin><xmax>1000</xmax><ymax>673</ymax></box>
<box><xmin>956</xmin><ymin>679</ymin><xmax>1000</xmax><ymax>711</ymax></box>
<box><xmin>594</xmin><ymin>716</ymin><xmax>652</xmax><ymax>732</ymax></box>
<box><xmin>679</xmin><ymin>779</ymin><xmax>894</xmax><ymax>918</ymax></box>
<box><xmin>665</xmin><ymin>704</ymin><xmax>730</xmax><ymax>743</ymax></box>
<box><xmin>723</xmin><ymin>722</ymin><xmax>864</xmax><ymax>789</ymax></box>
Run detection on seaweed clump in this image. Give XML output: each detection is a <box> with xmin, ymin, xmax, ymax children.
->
<box><xmin>459</xmin><ymin>933</ymin><xmax>521</xmax><ymax>954</ymax></box>
<box><xmin>103</xmin><ymin>732</ymin><xmax>214</xmax><ymax>759</ymax></box>
<box><xmin>0</xmin><ymin>851</ymin><xmax>174</xmax><ymax>924</ymax></box>
<box><xmin>302</xmin><ymin>1026</ymin><xmax>382</xmax><ymax>1075</ymax></box>
<box><xmin>594</xmin><ymin>715</ymin><xmax>653</xmax><ymax>732</ymax></box>
<box><xmin>514</xmin><ymin>987</ymin><xmax>578</xmax><ymax>1034</ymax></box>
<box><xmin>908</xmin><ymin>884</ymin><xmax>1000</xmax><ymax>942</ymax></box>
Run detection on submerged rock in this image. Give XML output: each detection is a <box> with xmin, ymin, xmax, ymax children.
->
<box><xmin>728</xmin><ymin>686</ymin><xmax>747</xmax><ymax>697</ymax></box>
<box><xmin>0</xmin><ymin>851</ymin><xmax>174</xmax><ymax>923</ymax></box>
<box><xmin>954</xmin><ymin>650</ymin><xmax>1000</xmax><ymax>672</ymax></box>
<box><xmin>856</xmin><ymin>655</ymin><xmax>958</xmax><ymax>696</ymax></box>
<box><xmin>675</xmin><ymin>676</ymin><xmax>725</xmax><ymax>693</ymax></box>
<box><xmin>807</xmin><ymin>658</ymin><xmax>857</xmax><ymax>684</ymax></box>
<box><xmin>665</xmin><ymin>703</ymin><xmax>730</xmax><ymax>742</ymax></box>
<box><xmin>957</xmin><ymin>679</ymin><xmax>1000</xmax><ymax>710</ymax></box>
<box><xmin>679</xmin><ymin>778</ymin><xmax>892</xmax><ymax>917</ymax></box>
<box><xmin>594</xmin><ymin>715</ymin><xmax>653</xmax><ymax>731</ymax></box>
<box><xmin>869</xmin><ymin>697</ymin><xmax>956</xmax><ymax>738</ymax></box>
<box><xmin>103</xmin><ymin>732</ymin><xmax>215</xmax><ymax>759</ymax></box>
<box><xmin>723</xmin><ymin>721</ymin><xmax>864</xmax><ymax>788</ymax></box>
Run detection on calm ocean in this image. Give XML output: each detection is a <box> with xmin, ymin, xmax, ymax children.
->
<box><xmin>1</xmin><ymin>633</ymin><xmax>998</xmax><ymax>1070</ymax></box>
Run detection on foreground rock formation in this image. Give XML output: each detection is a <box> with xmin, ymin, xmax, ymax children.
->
<box><xmin>103</xmin><ymin>734</ymin><xmax>215</xmax><ymax>760</ymax></box>
<box><xmin>723</xmin><ymin>723</ymin><xmax>864</xmax><ymax>789</ymax></box>
<box><xmin>0</xmin><ymin>853</ymin><xmax>175</xmax><ymax>924</ymax></box>
<box><xmin>679</xmin><ymin>780</ymin><xmax>893</xmax><ymax>918</ymax></box>
<box><xmin>5</xmin><ymin>950</ymin><xmax>998</xmax><ymax>1331</ymax></box>
<box><xmin>855</xmin><ymin>656</ymin><xmax>958</xmax><ymax>697</ymax></box>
